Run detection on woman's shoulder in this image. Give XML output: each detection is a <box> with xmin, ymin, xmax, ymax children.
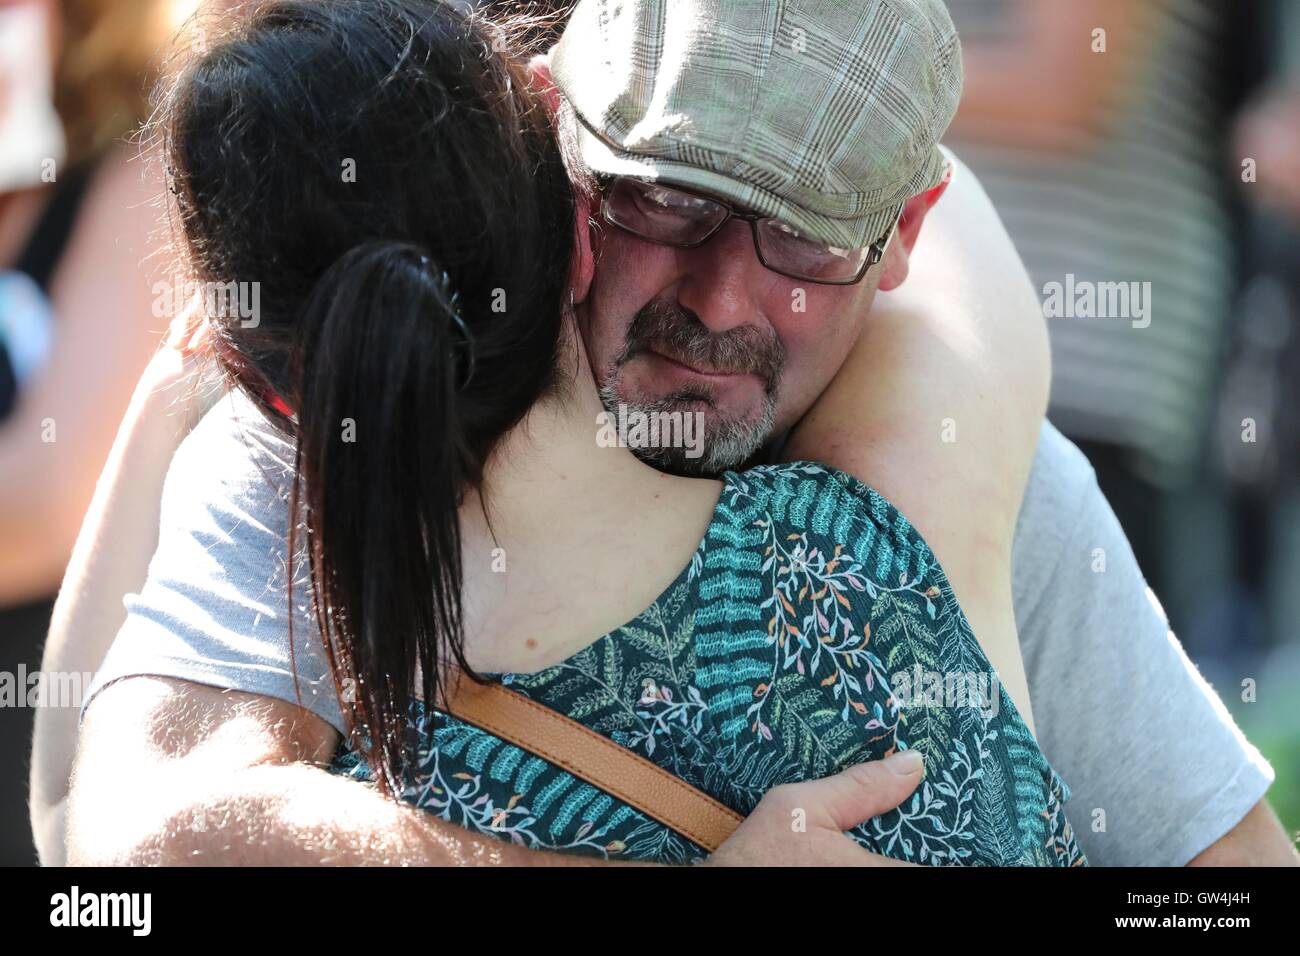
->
<box><xmin>165</xmin><ymin>389</ymin><xmax>297</xmax><ymax>526</ymax></box>
<box><xmin>727</xmin><ymin>459</ymin><xmax>899</xmax><ymax>506</ymax></box>
<box><xmin>721</xmin><ymin>461</ymin><xmax>939</xmax><ymax>577</ymax></box>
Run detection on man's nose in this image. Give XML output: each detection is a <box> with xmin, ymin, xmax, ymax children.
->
<box><xmin>675</xmin><ymin>221</ymin><xmax>763</xmax><ymax>334</ymax></box>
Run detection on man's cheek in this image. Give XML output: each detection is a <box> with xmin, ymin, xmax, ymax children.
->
<box><xmin>584</xmin><ymin>277</ymin><xmax>638</xmax><ymax>367</ymax></box>
<box><xmin>768</xmin><ymin>342</ymin><xmax>841</xmax><ymax>428</ymax></box>
<box><xmin>602</xmin><ymin>353</ymin><xmax>657</xmax><ymax>401</ymax></box>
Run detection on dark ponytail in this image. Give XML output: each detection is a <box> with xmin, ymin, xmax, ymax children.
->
<box><xmin>159</xmin><ymin>0</ymin><xmax>576</xmax><ymax>792</ymax></box>
<box><xmin>292</xmin><ymin>242</ymin><xmax>474</xmax><ymax>789</ymax></box>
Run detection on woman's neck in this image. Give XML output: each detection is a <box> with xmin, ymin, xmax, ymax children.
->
<box><xmin>472</xmin><ymin>341</ymin><xmax>667</xmax><ymax>527</ymax></box>
<box><xmin>456</xmin><ymin>322</ymin><xmax>722</xmax><ymax>672</ymax></box>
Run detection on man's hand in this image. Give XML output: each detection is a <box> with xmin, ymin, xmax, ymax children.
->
<box><xmin>708</xmin><ymin>751</ymin><xmax>924</xmax><ymax>866</ymax></box>
<box><xmin>68</xmin><ymin>674</ymin><xmax>922</xmax><ymax>866</ymax></box>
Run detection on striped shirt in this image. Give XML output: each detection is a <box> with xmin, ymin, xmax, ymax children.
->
<box><xmin>945</xmin><ymin>0</ymin><xmax>1234</xmax><ymax>485</ymax></box>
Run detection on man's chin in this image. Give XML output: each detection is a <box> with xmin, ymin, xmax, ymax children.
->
<box><xmin>622</xmin><ymin>392</ymin><xmax>764</xmax><ymax>437</ymax></box>
<box><xmin>603</xmin><ymin>393</ymin><xmax>774</xmax><ymax>477</ymax></box>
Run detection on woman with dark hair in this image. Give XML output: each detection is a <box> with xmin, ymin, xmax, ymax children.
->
<box><xmin>55</xmin><ymin>0</ymin><xmax>1082</xmax><ymax>865</ymax></box>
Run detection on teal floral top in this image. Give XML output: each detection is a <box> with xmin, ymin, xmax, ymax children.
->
<box><xmin>332</xmin><ymin>462</ymin><xmax>1087</xmax><ymax>866</ymax></box>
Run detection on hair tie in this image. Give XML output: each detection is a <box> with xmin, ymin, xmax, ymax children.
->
<box><xmin>417</xmin><ymin>257</ymin><xmax>476</xmax><ymax>390</ymax></box>
<box><xmin>210</xmin><ymin>329</ymin><xmax>296</xmax><ymax>419</ymax></box>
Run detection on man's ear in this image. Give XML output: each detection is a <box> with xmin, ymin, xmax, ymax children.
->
<box><xmin>876</xmin><ymin>163</ymin><xmax>954</xmax><ymax>292</ymax></box>
<box><xmin>570</xmin><ymin>191</ymin><xmax>596</xmax><ymax>304</ymax></box>
<box><xmin>527</xmin><ymin>53</ymin><xmax>561</xmax><ymax>118</ymax></box>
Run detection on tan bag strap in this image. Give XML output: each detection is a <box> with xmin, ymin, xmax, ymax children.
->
<box><xmin>444</xmin><ymin>678</ymin><xmax>743</xmax><ymax>853</ymax></box>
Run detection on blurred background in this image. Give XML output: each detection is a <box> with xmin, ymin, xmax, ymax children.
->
<box><xmin>0</xmin><ymin>0</ymin><xmax>1295</xmax><ymax>865</ymax></box>
<box><xmin>940</xmin><ymin>0</ymin><xmax>1300</xmax><ymax>843</ymax></box>
<box><xmin>0</xmin><ymin>0</ymin><xmax>192</xmax><ymax>865</ymax></box>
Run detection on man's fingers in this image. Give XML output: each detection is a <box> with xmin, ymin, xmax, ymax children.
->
<box><xmin>792</xmin><ymin>750</ymin><xmax>925</xmax><ymax>833</ymax></box>
<box><xmin>709</xmin><ymin>751</ymin><xmax>926</xmax><ymax>867</ymax></box>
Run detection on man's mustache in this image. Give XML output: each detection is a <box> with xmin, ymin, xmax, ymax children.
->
<box><xmin>616</xmin><ymin>298</ymin><xmax>785</xmax><ymax>393</ymax></box>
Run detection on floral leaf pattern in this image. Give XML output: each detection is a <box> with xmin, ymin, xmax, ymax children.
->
<box><xmin>331</xmin><ymin>462</ymin><xmax>1087</xmax><ymax>866</ymax></box>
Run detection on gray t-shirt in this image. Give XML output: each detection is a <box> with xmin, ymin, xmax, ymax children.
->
<box><xmin>85</xmin><ymin>389</ymin><xmax>1275</xmax><ymax>866</ymax></box>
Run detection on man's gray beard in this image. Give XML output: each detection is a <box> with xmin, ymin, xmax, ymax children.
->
<box><xmin>597</xmin><ymin>380</ymin><xmax>776</xmax><ymax>478</ymax></box>
<box><xmin>597</xmin><ymin>296</ymin><xmax>786</xmax><ymax>477</ymax></box>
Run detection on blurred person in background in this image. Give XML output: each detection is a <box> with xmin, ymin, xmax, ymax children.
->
<box><xmin>945</xmin><ymin>0</ymin><xmax>1300</xmax><ymax>839</ymax></box>
<box><xmin>943</xmin><ymin>0</ymin><xmax>1267</xmax><ymax>660</ymax></box>
<box><xmin>0</xmin><ymin>0</ymin><xmax>175</xmax><ymax>864</ymax></box>
<box><xmin>1230</xmin><ymin>0</ymin><xmax>1300</xmax><ymax>635</ymax></box>
<box><xmin>1219</xmin><ymin>0</ymin><xmax>1300</xmax><ymax>834</ymax></box>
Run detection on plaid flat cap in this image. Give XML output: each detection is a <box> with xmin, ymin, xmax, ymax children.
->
<box><xmin>550</xmin><ymin>0</ymin><xmax>963</xmax><ymax>249</ymax></box>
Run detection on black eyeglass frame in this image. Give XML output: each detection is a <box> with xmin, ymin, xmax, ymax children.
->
<box><xmin>596</xmin><ymin>175</ymin><xmax>902</xmax><ymax>286</ymax></box>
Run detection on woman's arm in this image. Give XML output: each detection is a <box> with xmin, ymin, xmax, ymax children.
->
<box><xmin>782</xmin><ymin>156</ymin><xmax>1049</xmax><ymax>732</ymax></box>
<box><xmin>29</xmin><ymin>301</ymin><xmax>219</xmax><ymax>865</ymax></box>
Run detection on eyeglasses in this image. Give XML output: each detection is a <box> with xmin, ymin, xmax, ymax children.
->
<box><xmin>598</xmin><ymin>176</ymin><xmax>900</xmax><ymax>285</ymax></box>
